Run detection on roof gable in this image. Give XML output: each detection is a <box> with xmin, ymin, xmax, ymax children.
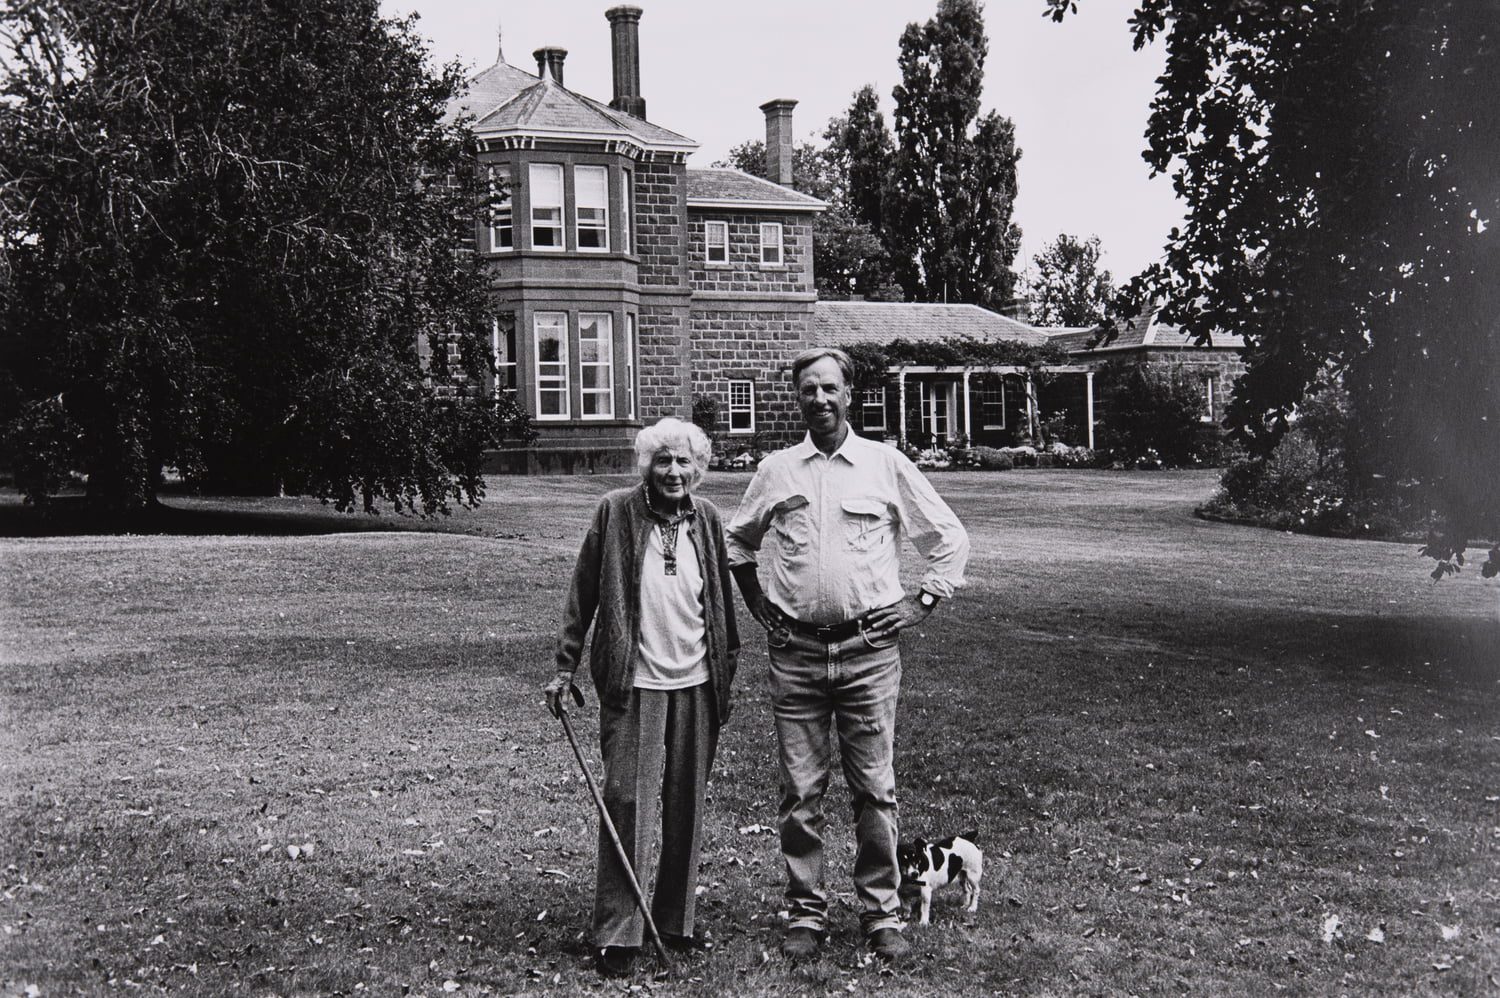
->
<box><xmin>447</xmin><ymin>60</ymin><xmax>696</xmax><ymax>153</ymax></box>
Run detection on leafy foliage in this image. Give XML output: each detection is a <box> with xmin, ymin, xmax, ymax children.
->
<box><xmin>842</xmin><ymin>336</ymin><xmax>1067</xmax><ymax>393</ymax></box>
<box><xmin>1047</xmin><ymin>0</ymin><xmax>1500</xmax><ymax>580</ymax></box>
<box><xmin>0</xmin><ymin>0</ymin><xmax>523</xmax><ymax>514</ymax></box>
<box><xmin>887</xmin><ymin>0</ymin><xmax>1023</xmax><ymax>311</ymax></box>
<box><xmin>1095</xmin><ymin>360</ymin><xmax>1208</xmax><ymax>467</ymax></box>
<box><xmin>1024</xmin><ymin>234</ymin><xmax>1115</xmax><ymax>327</ymax></box>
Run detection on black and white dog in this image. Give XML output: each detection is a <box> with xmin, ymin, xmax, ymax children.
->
<box><xmin>897</xmin><ymin>831</ymin><xmax>983</xmax><ymax>925</ymax></box>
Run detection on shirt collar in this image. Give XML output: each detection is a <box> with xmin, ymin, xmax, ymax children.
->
<box><xmin>796</xmin><ymin>427</ymin><xmax>861</xmax><ymax>465</ymax></box>
<box><xmin>641</xmin><ymin>482</ymin><xmax>696</xmax><ymax>523</ymax></box>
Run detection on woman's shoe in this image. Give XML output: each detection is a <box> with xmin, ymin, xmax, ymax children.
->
<box><xmin>595</xmin><ymin>946</ymin><xmax>636</xmax><ymax>978</ymax></box>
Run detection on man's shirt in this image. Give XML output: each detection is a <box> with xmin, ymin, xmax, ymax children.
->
<box><xmin>726</xmin><ymin>430</ymin><xmax>970</xmax><ymax>624</ymax></box>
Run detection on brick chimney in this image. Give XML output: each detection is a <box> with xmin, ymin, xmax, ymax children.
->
<box><xmin>534</xmin><ymin>46</ymin><xmax>567</xmax><ymax>86</ymax></box>
<box><xmin>606</xmin><ymin>6</ymin><xmax>646</xmax><ymax>119</ymax></box>
<box><xmin>760</xmin><ymin>99</ymin><xmax>797</xmax><ymax>187</ymax></box>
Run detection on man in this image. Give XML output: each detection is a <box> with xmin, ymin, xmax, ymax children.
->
<box><xmin>726</xmin><ymin>347</ymin><xmax>970</xmax><ymax>963</ymax></box>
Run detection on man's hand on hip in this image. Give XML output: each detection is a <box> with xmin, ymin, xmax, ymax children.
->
<box><xmin>863</xmin><ymin>596</ymin><xmax>932</xmax><ymax>640</ymax></box>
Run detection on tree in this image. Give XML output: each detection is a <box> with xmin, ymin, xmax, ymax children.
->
<box><xmin>0</xmin><ymin>0</ymin><xmax>522</xmax><ymax>516</ymax></box>
<box><xmin>1024</xmin><ymin>234</ymin><xmax>1115</xmax><ymax>327</ymax></box>
<box><xmin>825</xmin><ymin>85</ymin><xmax>893</xmax><ymax>235</ymax></box>
<box><xmin>887</xmin><ymin>0</ymin><xmax>1023</xmax><ymax>312</ymax></box>
<box><xmin>1047</xmin><ymin>0</ymin><xmax>1500</xmax><ymax>581</ymax></box>
<box><xmin>716</xmin><ymin>138</ymin><xmax>900</xmax><ymax>301</ymax></box>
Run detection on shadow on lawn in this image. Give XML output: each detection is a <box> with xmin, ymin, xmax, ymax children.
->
<box><xmin>0</xmin><ymin>494</ymin><xmax>438</xmax><ymax>538</ymax></box>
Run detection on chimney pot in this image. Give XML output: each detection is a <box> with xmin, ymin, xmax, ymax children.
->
<box><xmin>533</xmin><ymin>46</ymin><xmax>567</xmax><ymax>86</ymax></box>
<box><xmin>760</xmin><ymin>98</ymin><xmax>798</xmax><ymax>187</ymax></box>
<box><xmin>606</xmin><ymin>6</ymin><xmax>646</xmax><ymax>119</ymax></box>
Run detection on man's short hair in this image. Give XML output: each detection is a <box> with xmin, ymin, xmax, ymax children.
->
<box><xmin>789</xmin><ymin>347</ymin><xmax>854</xmax><ymax>388</ymax></box>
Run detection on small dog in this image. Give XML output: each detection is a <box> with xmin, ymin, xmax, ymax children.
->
<box><xmin>897</xmin><ymin>830</ymin><xmax>983</xmax><ymax>925</ymax></box>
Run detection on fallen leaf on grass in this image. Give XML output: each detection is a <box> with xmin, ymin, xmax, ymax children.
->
<box><xmin>1433</xmin><ymin>961</ymin><xmax>1453</xmax><ymax>972</ymax></box>
<box><xmin>536</xmin><ymin>909</ymin><xmax>548</xmax><ymax>921</ymax></box>
<box><xmin>1365</xmin><ymin>730</ymin><xmax>1380</xmax><ymax>739</ymax></box>
<box><xmin>1440</xmin><ymin>924</ymin><xmax>1460</xmax><ymax>941</ymax></box>
<box><xmin>442</xmin><ymin>981</ymin><xmax>460</xmax><ymax>992</ymax></box>
<box><xmin>737</xmin><ymin>824</ymin><xmax>772</xmax><ymax>835</ymax></box>
<box><xmin>540</xmin><ymin>869</ymin><xmax>571</xmax><ymax>879</ymax></box>
<box><xmin>1321</xmin><ymin>913</ymin><xmax>1343</xmax><ymax>944</ymax></box>
<box><xmin>1365</xmin><ymin>926</ymin><xmax>1386</xmax><ymax>943</ymax></box>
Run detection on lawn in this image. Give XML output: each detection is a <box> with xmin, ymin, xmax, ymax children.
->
<box><xmin>2</xmin><ymin>470</ymin><xmax>1497</xmax><ymax>996</ymax></box>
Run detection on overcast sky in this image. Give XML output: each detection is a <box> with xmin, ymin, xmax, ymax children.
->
<box><xmin>380</xmin><ymin>0</ymin><xmax>1183</xmax><ymax>283</ymax></box>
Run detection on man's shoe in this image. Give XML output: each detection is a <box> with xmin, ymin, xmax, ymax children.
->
<box><xmin>868</xmin><ymin>927</ymin><xmax>910</xmax><ymax>963</ymax></box>
<box><xmin>663</xmin><ymin>932</ymin><xmax>711</xmax><ymax>953</ymax></box>
<box><xmin>595</xmin><ymin>946</ymin><xmax>636</xmax><ymax>978</ymax></box>
<box><xmin>781</xmin><ymin>926</ymin><xmax>824</xmax><ymax>960</ymax></box>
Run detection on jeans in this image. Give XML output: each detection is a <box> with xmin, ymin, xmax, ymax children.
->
<box><xmin>767</xmin><ymin>629</ymin><xmax>902</xmax><ymax>936</ymax></box>
<box><xmin>593</xmin><ymin>683</ymin><xmax>719</xmax><ymax>948</ymax></box>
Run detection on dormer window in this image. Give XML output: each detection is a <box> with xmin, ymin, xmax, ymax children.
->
<box><xmin>575</xmin><ymin>166</ymin><xmax>609</xmax><ymax>252</ymax></box>
<box><xmin>705</xmin><ymin>220</ymin><xmax>729</xmax><ymax>265</ymax></box>
<box><xmin>530</xmin><ymin>163</ymin><xmax>564</xmax><ymax>250</ymax></box>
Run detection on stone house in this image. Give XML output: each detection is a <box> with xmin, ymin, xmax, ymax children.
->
<box><xmin>452</xmin><ymin>7</ymin><xmax>825</xmax><ymax>472</ymax></box>
<box><xmin>1045</xmin><ymin>312</ymin><xmax>1248</xmax><ymax>428</ymax></box>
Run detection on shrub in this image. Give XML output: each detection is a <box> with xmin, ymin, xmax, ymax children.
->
<box><xmin>970</xmin><ymin>446</ymin><xmax>1014</xmax><ymax>471</ymax></box>
<box><xmin>1096</xmin><ymin>360</ymin><xmax>1209</xmax><ymax>467</ymax></box>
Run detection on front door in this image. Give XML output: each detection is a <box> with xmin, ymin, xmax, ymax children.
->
<box><xmin>919</xmin><ymin>380</ymin><xmax>956</xmax><ymax>444</ymax></box>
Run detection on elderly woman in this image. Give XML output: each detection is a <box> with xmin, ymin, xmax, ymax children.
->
<box><xmin>544</xmin><ymin>417</ymin><xmax>739</xmax><ymax>977</ymax></box>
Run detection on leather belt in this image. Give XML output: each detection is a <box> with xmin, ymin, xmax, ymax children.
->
<box><xmin>769</xmin><ymin>603</ymin><xmax>866</xmax><ymax>643</ymax></box>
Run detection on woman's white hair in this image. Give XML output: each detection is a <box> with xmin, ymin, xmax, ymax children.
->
<box><xmin>634</xmin><ymin>417</ymin><xmax>712</xmax><ymax>488</ymax></box>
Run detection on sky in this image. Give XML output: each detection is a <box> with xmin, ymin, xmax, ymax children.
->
<box><xmin>379</xmin><ymin>0</ymin><xmax>1184</xmax><ymax>282</ymax></box>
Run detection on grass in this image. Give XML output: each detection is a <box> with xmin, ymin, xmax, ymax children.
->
<box><xmin>2</xmin><ymin>469</ymin><xmax>1498</xmax><ymax>996</ymax></box>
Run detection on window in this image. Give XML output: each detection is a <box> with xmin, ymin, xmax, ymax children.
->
<box><xmin>575</xmin><ymin>165</ymin><xmax>609</xmax><ymax>251</ymax></box>
<box><xmin>981</xmin><ymin>380</ymin><xmax>1006</xmax><ymax>429</ymax></box>
<box><xmin>625</xmin><ymin>313</ymin><xmax>639</xmax><ymax>419</ymax></box>
<box><xmin>578</xmin><ymin>313</ymin><xmax>614</xmax><ymax>418</ymax></box>
<box><xmin>1201</xmin><ymin>375</ymin><xmax>1216</xmax><ymax>422</ymax></box>
<box><xmin>529</xmin><ymin>163</ymin><xmax>564</xmax><ymax>250</ymax></box>
<box><xmin>533</xmin><ymin>312</ymin><xmax>569</xmax><ymax>418</ymax></box>
<box><xmin>487</xmin><ymin>166</ymin><xmax>513</xmax><ymax>251</ymax></box>
<box><xmin>490</xmin><ymin>313</ymin><xmax>517</xmax><ymax>397</ymax></box>
<box><xmin>728</xmin><ymin>380</ymin><xmax>755</xmax><ymax>434</ymax></box>
<box><xmin>759</xmin><ymin>222</ymin><xmax>783</xmax><ymax>266</ymax></box>
<box><xmin>705</xmin><ymin>220</ymin><xmax>728</xmax><ymax>265</ymax></box>
<box><xmin>621</xmin><ymin>170</ymin><xmax>632</xmax><ymax>256</ymax></box>
<box><xmin>860</xmin><ymin>385</ymin><xmax>887</xmax><ymax>432</ymax></box>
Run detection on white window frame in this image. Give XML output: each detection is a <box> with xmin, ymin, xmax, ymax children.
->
<box><xmin>981</xmin><ymin>379</ymin><xmax>1007</xmax><ymax>430</ymax></box>
<box><xmin>575</xmin><ymin>165</ymin><xmax>609</xmax><ymax>253</ymax></box>
<box><xmin>861</xmin><ymin>385</ymin><xmax>887</xmax><ymax>432</ymax></box>
<box><xmin>621</xmin><ymin>169</ymin><xmax>632</xmax><ymax>256</ymax></box>
<box><xmin>529</xmin><ymin>163</ymin><xmax>564</xmax><ymax>251</ymax></box>
<box><xmin>704</xmin><ymin>220</ymin><xmax>729</xmax><ymax>266</ymax></box>
<box><xmin>533</xmin><ymin>312</ymin><xmax>570</xmax><ymax>419</ymax></box>
<box><xmin>487</xmin><ymin>166</ymin><xmax>513</xmax><ymax>252</ymax></box>
<box><xmin>491</xmin><ymin>313</ymin><xmax>518</xmax><ymax>398</ymax></box>
<box><xmin>578</xmin><ymin>312</ymin><xmax>615</xmax><ymax>419</ymax></box>
<box><xmin>1201</xmin><ymin>375</ymin><xmax>1216</xmax><ymax>422</ymax></box>
<box><xmin>728</xmin><ymin>380</ymin><xmax>755</xmax><ymax>434</ymax></box>
<box><xmin>625</xmin><ymin>313</ymin><xmax>639</xmax><ymax>420</ymax></box>
<box><xmin>759</xmin><ymin>221</ymin><xmax>783</xmax><ymax>268</ymax></box>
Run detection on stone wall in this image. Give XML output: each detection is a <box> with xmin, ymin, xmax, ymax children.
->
<box><xmin>688</xmin><ymin>306</ymin><xmax>813</xmax><ymax>448</ymax></box>
<box><xmin>686</xmin><ymin>212</ymin><xmax>814</xmax><ymax>295</ymax></box>
<box><xmin>634</xmin><ymin>160</ymin><xmax>688</xmax><ymax>289</ymax></box>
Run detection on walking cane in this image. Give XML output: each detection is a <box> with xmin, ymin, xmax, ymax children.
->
<box><xmin>555</xmin><ymin>683</ymin><xmax>672</xmax><ymax>971</ymax></box>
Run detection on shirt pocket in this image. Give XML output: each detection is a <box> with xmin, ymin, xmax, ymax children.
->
<box><xmin>841</xmin><ymin>497</ymin><xmax>894</xmax><ymax>552</ymax></box>
<box><xmin>769</xmin><ymin>495</ymin><xmax>812</xmax><ymax>555</ymax></box>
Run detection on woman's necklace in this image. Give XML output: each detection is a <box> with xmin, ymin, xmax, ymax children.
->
<box><xmin>644</xmin><ymin>484</ymin><xmax>688</xmax><ymax>576</ymax></box>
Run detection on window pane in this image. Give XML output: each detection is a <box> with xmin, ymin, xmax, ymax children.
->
<box><xmin>622</xmin><ymin>171</ymin><xmax>632</xmax><ymax>255</ymax></box>
<box><xmin>625</xmin><ymin>313</ymin><xmax>638</xmax><ymax>419</ymax></box>
<box><xmin>492</xmin><ymin>312</ymin><xmax>518</xmax><ymax>395</ymax></box>
<box><xmin>760</xmin><ymin>223</ymin><xmax>782</xmax><ymax>264</ymax></box>
<box><xmin>575</xmin><ymin>166</ymin><xmax>607</xmax><ymax>208</ymax></box>
<box><xmin>534</xmin><ymin>312</ymin><xmax>568</xmax><ymax>417</ymax></box>
<box><xmin>530</xmin><ymin>164</ymin><xmax>563</xmax><ymax>249</ymax></box>
<box><xmin>488</xmin><ymin>167</ymin><xmax>512</xmax><ymax>250</ymax></box>
<box><xmin>706</xmin><ymin>221</ymin><xmax>727</xmax><ymax>263</ymax></box>
<box><xmin>728</xmin><ymin>380</ymin><xmax>754</xmax><ymax>432</ymax></box>
<box><xmin>579</xmin><ymin>313</ymin><xmax>613</xmax><ymax>417</ymax></box>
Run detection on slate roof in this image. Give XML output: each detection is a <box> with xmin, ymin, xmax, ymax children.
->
<box><xmin>446</xmin><ymin>59</ymin><xmax>697</xmax><ymax>152</ymax></box>
<box><xmin>686</xmin><ymin>169</ymin><xmax>826</xmax><ymax>211</ymax></box>
<box><xmin>812</xmin><ymin>301</ymin><xmax>1050</xmax><ymax>348</ymax></box>
<box><xmin>1044</xmin><ymin>311</ymin><xmax>1246</xmax><ymax>354</ymax></box>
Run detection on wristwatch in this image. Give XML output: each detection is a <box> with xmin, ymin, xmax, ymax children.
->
<box><xmin>918</xmin><ymin>589</ymin><xmax>940</xmax><ymax>610</ymax></box>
